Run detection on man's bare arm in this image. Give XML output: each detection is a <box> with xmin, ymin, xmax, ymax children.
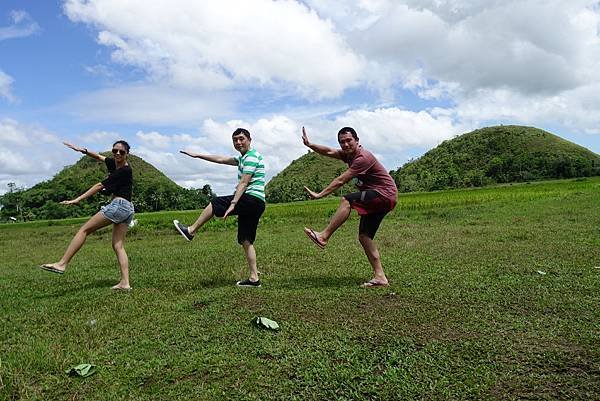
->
<box><xmin>302</xmin><ymin>127</ymin><xmax>342</xmax><ymax>160</ymax></box>
<box><xmin>179</xmin><ymin>150</ymin><xmax>237</xmax><ymax>166</ymax></box>
<box><xmin>304</xmin><ymin>169</ymin><xmax>354</xmax><ymax>200</ymax></box>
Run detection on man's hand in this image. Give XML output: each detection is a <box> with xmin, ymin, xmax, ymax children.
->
<box><xmin>302</xmin><ymin>127</ymin><xmax>310</xmax><ymax>147</ymax></box>
<box><xmin>304</xmin><ymin>186</ymin><xmax>320</xmax><ymax>200</ymax></box>
<box><xmin>60</xmin><ymin>199</ymin><xmax>79</xmax><ymax>205</ymax></box>
<box><xmin>179</xmin><ymin>150</ymin><xmax>194</xmax><ymax>157</ymax></box>
<box><xmin>223</xmin><ymin>203</ymin><xmax>235</xmax><ymax>219</ymax></box>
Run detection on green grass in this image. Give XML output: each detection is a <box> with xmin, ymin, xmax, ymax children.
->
<box><xmin>1</xmin><ymin>178</ymin><xmax>600</xmax><ymax>400</ymax></box>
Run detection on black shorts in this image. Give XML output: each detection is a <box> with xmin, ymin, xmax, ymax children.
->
<box><xmin>211</xmin><ymin>194</ymin><xmax>265</xmax><ymax>244</ymax></box>
<box><xmin>344</xmin><ymin>190</ymin><xmax>391</xmax><ymax>240</ymax></box>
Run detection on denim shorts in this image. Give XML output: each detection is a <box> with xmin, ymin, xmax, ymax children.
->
<box><xmin>101</xmin><ymin>198</ymin><xmax>134</xmax><ymax>225</ymax></box>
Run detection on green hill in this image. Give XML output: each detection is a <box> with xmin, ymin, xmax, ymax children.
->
<box><xmin>266</xmin><ymin>151</ymin><xmax>355</xmax><ymax>203</ymax></box>
<box><xmin>392</xmin><ymin>125</ymin><xmax>600</xmax><ymax>192</ymax></box>
<box><xmin>0</xmin><ymin>154</ymin><xmax>214</xmax><ymax>221</ymax></box>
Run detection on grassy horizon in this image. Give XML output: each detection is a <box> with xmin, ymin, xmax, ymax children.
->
<box><xmin>1</xmin><ymin>178</ymin><xmax>599</xmax><ymax>400</ymax></box>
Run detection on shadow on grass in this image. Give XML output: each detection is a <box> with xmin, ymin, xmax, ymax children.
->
<box><xmin>144</xmin><ymin>275</ymin><xmax>364</xmax><ymax>291</ymax></box>
<box><xmin>190</xmin><ymin>277</ymin><xmax>235</xmax><ymax>289</ymax></box>
<box><xmin>277</xmin><ymin>275</ymin><xmax>362</xmax><ymax>289</ymax></box>
<box><xmin>33</xmin><ymin>279</ymin><xmax>117</xmax><ymax>299</ymax></box>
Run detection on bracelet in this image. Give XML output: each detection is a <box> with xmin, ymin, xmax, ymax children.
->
<box><xmin>231</xmin><ymin>200</ymin><xmax>237</xmax><ymax>205</ymax></box>
<box><xmin>82</xmin><ymin>148</ymin><xmax>88</xmax><ymax>155</ymax></box>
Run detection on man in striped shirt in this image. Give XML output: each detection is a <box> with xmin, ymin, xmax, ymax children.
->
<box><xmin>173</xmin><ymin>128</ymin><xmax>266</xmax><ymax>287</ymax></box>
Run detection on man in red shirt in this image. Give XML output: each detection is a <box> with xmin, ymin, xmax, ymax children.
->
<box><xmin>302</xmin><ymin>126</ymin><xmax>398</xmax><ymax>288</ymax></box>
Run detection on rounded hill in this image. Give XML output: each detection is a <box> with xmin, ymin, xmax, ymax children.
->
<box><xmin>392</xmin><ymin>125</ymin><xmax>600</xmax><ymax>192</ymax></box>
<box><xmin>0</xmin><ymin>154</ymin><xmax>214</xmax><ymax>221</ymax></box>
<box><xmin>266</xmin><ymin>151</ymin><xmax>355</xmax><ymax>203</ymax></box>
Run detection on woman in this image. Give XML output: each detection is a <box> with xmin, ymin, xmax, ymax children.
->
<box><xmin>40</xmin><ymin>140</ymin><xmax>135</xmax><ymax>291</ymax></box>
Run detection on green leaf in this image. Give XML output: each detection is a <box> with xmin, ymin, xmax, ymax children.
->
<box><xmin>65</xmin><ymin>363</ymin><xmax>96</xmax><ymax>378</ymax></box>
<box><xmin>254</xmin><ymin>317</ymin><xmax>280</xmax><ymax>331</ymax></box>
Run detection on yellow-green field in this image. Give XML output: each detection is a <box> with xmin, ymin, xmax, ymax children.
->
<box><xmin>1</xmin><ymin>178</ymin><xmax>599</xmax><ymax>400</ymax></box>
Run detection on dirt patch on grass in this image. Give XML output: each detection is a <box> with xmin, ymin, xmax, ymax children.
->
<box><xmin>490</xmin><ymin>341</ymin><xmax>600</xmax><ymax>400</ymax></box>
<box><xmin>192</xmin><ymin>301</ymin><xmax>209</xmax><ymax>310</ymax></box>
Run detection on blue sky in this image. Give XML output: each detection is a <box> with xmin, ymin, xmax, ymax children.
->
<box><xmin>1</xmin><ymin>0</ymin><xmax>600</xmax><ymax>195</ymax></box>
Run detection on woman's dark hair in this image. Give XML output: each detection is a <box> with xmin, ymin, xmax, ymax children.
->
<box><xmin>337</xmin><ymin>127</ymin><xmax>359</xmax><ymax>141</ymax></box>
<box><xmin>113</xmin><ymin>140</ymin><xmax>131</xmax><ymax>153</ymax></box>
<box><xmin>232</xmin><ymin>128</ymin><xmax>251</xmax><ymax>140</ymax></box>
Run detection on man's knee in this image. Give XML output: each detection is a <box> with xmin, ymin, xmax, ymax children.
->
<box><xmin>358</xmin><ymin>233</ymin><xmax>372</xmax><ymax>244</ymax></box>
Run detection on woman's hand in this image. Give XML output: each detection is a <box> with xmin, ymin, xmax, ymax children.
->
<box><xmin>63</xmin><ymin>141</ymin><xmax>86</xmax><ymax>154</ymax></box>
<box><xmin>60</xmin><ymin>199</ymin><xmax>79</xmax><ymax>205</ymax></box>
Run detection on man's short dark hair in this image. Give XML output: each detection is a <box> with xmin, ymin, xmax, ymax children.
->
<box><xmin>337</xmin><ymin>127</ymin><xmax>358</xmax><ymax>141</ymax></box>
<box><xmin>232</xmin><ymin>128</ymin><xmax>251</xmax><ymax>140</ymax></box>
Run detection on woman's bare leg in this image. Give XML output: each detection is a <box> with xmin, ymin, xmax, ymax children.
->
<box><xmin>111</xmin><ymin>222</ymin><xmax>131</xmax><ymax>289</ymax></box>
<box><xmin>43</xmin><ymin>212</ymin><xmax>112</xmax><ymax>272</ymax></box>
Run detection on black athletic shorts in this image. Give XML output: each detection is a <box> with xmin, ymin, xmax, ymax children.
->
<box><xmin>211</xmin><ymin>193</ymin><xmax>265</xmax><ymax>244</ymax></box>
<box><xmin>344</xmin><ymin>190</ymin><xmax>391</xmax><ymax>240</ymax></box>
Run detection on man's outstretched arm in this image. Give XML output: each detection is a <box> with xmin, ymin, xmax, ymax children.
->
<box><xmin>179</xmin><ymin>150</ymin><xmax>237</xmax><ymax>166</ymax></box>
<box><xmin>305</xmin><ymin>169</ymin><xmax>354</xmax><ymax>200</ymax></box>
<box><xmin>302</xmin><ymin>127</ymin><xmax>342</xmax><ymax>160</ymax></box>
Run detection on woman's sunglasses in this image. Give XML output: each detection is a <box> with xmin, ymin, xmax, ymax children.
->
<box><xmin>112</xmin><ymin>148</ymin><xmax>127</xmax><ymax>155</ymax></box>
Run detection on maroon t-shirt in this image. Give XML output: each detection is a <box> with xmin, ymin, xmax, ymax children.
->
<box><xmin>340</xmin><ymin>146</ymin><xmax>398</xmax><ymax>202</ymax></box>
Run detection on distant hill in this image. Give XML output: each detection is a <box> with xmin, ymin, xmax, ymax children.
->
<box><xmin>0</xmin><ymin>154</ymin><xmax>214</xmax><ymax>221</ymax></box>
<box><xmin>266</xmin><ymin>151</ymin><xmax>355</xmax><ymax>203</ymax></box>
<box><xmin>392</xmin><ymin>125</ymin><xmax>600</xmax><ymax>192</ymax></box>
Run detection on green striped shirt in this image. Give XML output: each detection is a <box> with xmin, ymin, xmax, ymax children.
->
<box><xmin>235</xmin><ymin>148</ymin><xmax>265</xmax><ymax>201</ymax></box>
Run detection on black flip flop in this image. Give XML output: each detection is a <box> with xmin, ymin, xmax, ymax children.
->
<box><xmin>40</xmin><ymin>264</ymin><xmax>65</xmax><ymax>275</ymax></box>
<box><xmin>304</xmin><ymin>227</ymin><xmax>325</xmax><ymax>249</ymax></box>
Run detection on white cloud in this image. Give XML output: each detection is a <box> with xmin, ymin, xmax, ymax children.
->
<box><xmin>349</xmin><ymin>1</ymin><xmax>600</xmax><ymax>96</ymax></box>
<box><xmin>451</xmin><ymin>84</ymin><xmax>600</xmax><ymax>135</ymax></box>
<box><xmin>64</xmin><ymin>0</ymin><xmax>364</xmax><ymax>98</ymax></box>
<box><xmin>200</xmin><ymin>116</ymin><xmax>306</xmax><ymax>176</ymax></box>
<box><xmin>79</xmin><ymin>130</ymin><xmax>121</xmax><ymax>144</ymax></box>
<box><xmin>136</xmin><ymin>131</ymin><xmax>172</xmax><ymax>149</ymax></box>
<box><xmin>333</xmin><ymin>107</ymin><xmax>462</xmax><ymax>150</ymax></box>
<box><xmin>0</xmin><ymin>10</ymin><xmax>40</xmax><ymax>41</ymax></box>
<box><xmin>316</xmin><ymin>0</ymin><xmax>600</xmax><ymax>136</ymax></box>
<box><xmin>0</xmin><ymin>119</ymin><xmax>69</xmax><ymax>193</ymax></box>
<box><xmin>300</xmin><ymin>107</ymin><xmax>465</xmax><ymax>167</ymax></box>
<box><xmin>131</xmin><ymin>108</ymin><xmax>466</xmax><ymax>193</ymax></box>
<box><xmin>64</xmin><ymin>84</ymin><xmax>233</xmax><ymax>125</ymax></box>
<box><xmin>0</xmin><ymin>70</ymin><xmax>16</xmax><ymax>102</ymax></box>
<box><xmin>59</xmin><ymin>1</ymin><xmax>600</xmax><ymax>136</ymax></box>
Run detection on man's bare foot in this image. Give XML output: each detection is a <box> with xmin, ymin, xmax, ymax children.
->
<box><xmin>40</xmin><ymin>263</ymin><xmax>66</xmax><ymax>274</ymax></box>
<box><xmin>360</xmin><ymin>279</ymin><xmax>389</xmax><ymax>288</ymax></box>
<box><xmin>111</xmin><ymin>284</ymin><xmax>132</xmax><ymax>291</ymax></box>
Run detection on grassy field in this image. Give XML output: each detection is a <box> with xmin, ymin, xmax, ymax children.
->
<box><xmin>1</xmin><ymin>178</ymin><xmax>599</xmax><ymax>400</ymax></box>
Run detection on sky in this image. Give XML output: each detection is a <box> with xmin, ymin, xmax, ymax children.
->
<box><xmin>1</xmin><ymin>0</ymin><xmax>600</xmax><ymax>196</ymax></box>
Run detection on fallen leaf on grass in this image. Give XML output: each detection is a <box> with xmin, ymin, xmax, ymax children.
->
<box><xmin>65</xmin><ymin>364</ymin><xmax>96</xmax><ymax>378</ymax></box>
<box><xmin>254</xmin><ymin>317</ymin><xmax>280</xmax><ymax>331</ymax></box>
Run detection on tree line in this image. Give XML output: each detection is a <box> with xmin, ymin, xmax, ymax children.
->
<box><xmin>0</xmin><ymin>155</ymin><xmax>215</xmax><ymax>222</ymax></box>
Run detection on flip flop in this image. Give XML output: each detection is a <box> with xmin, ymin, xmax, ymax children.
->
<box><xmin>360</xmin><ymin>280</ymin><xmax>389</xmax><ymax>288</ymax></box>
<box><xmin>40</xmin><ymin>264</ymin><xmax>65</xmax><ymax>275</ymax></box>
<box><xmin>304</xmin><ymin>227</ymin><xmax>325</xmax><ymax>249</ymax></box>
<box><xmin>111</xmin><ymin>285</ymin><xmax>132</xmax><ymax>292</ymax></box>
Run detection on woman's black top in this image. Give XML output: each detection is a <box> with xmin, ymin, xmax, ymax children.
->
<box><xmin>101</xmin><ymin>158</ymin><xmax>133</xmax><ymax>201</ymax></box>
